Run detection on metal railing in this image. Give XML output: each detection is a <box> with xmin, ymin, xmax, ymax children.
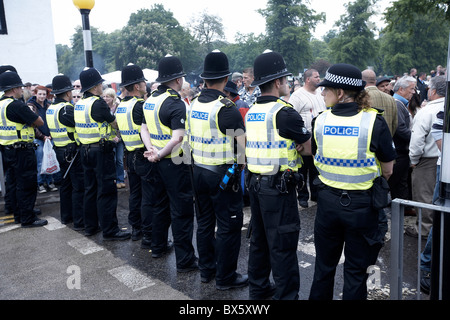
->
<box><xmin>390</xmin><ymin>198</ymin><xmax>450</xmax><ymax>300</ymax></box>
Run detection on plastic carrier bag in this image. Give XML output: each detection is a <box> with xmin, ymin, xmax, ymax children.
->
<box><xmin>40</xmin><ymin>139</ymin><xmax>60</xmax><ymax>175</ymax></box>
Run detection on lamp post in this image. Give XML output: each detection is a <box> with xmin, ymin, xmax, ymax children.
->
<box><xmin>73</xmin><ymin>0</ymin><xmax>95</xmax><ymax>68</ymax></box>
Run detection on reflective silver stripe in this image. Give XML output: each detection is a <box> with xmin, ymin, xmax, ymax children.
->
<box><xmin>125</xmin><ymin>140</ymin><xmax>144</xmax><ymax>147</ymax></box>
<box><xmin>191</xmin><ymin>148</ymin><xmax>233</xmax><ymax>160</ymax></box>
<box><xmin>0</xmin><ymin>136</ymin><xmax>17</xmax><ymax>140</ymax></box>
<box><xmin>317</xmin><ymin>167</ymin><xmax>378</xmax><ymax>184</ymax></box>
<box><xmin>247</xmin><ymin>157</ymin><xmax>289</xmax><ymax>166</ymax></box>
<box><xmin>78</xmin><ymin>133</ymin><xmax>100</xmax><ymax>139</ymax></box>
<box><xmin>153</xmin><ymin>93</ymin><xmax>172</xmax><ymax>138</ymax></box>
<box><xmin>315</xmin><ymin>112</ymin><xmax>326</xmax><ymax>158</ymax></box>
<box><xmin>209</xmin><ymin>100</ymin><xmax>225</xmax><ymax>132</ymax></box>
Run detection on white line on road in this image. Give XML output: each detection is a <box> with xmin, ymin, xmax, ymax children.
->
<box><xmin>108</xmin><ymin>265</ymin><xmax>156</xmax><ymax>292</ymax></box>
<box><xmin>68</xmin><ymin>237</ymin><xmax>104</xmax><ymax>255</ymax></box>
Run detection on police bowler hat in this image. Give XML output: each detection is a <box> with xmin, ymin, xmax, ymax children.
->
<box><xmin>224</xmin><ymin>80</ymin><xmax>239</xmax><ymax>95</ymax></box>
<box><xmin>156</xmin><ymin>55</ymin><xmax>186</xmax><ymax>83</ymax></box>
<box><xmin>252</xmin><ymin>50</ymin><xmax>292</xmax><ymax>87</ymax></box>
<box><xmin>79</xmin><ymin>68</ymin><xmax>105</xmax><ymax>93</ymax></box>
<box><xmin>201</xmin><ymin>50</ymin><xmax>231</xmax><ymax>80</ymax></box>
<box><xmin>51</xmin><ymin>74</ymin><xmax>74</xmax><ymax>95</ymax></box>
<box><xmin>0</xmin><ymin>71</ymin><xmax>25</xmax><ymax>92</ymax></box>
<box><xmin>121</xmin><ymin>63</ymin><xmax>147</xmax><ymax>87</ymax></box>
<box><xmin>318</xmin><ymin>63</ymin><xmax>366</xmax><ymax>91</ymax></box>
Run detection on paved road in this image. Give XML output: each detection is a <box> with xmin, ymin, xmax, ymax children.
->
<box><xmin>0</xmin><ymin>185</ymin><xmax>426</xmax><ymax>304</ymax></box>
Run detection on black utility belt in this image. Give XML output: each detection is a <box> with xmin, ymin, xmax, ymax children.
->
<box><xmin>5</xmin><ymin>142</ymin><xmax>38</xmax><ymax>150</ymax></box>
<box><xmin>324</xmin><ymin>185</ymin><xmax>371</xmax><ymax>196</ymax></box>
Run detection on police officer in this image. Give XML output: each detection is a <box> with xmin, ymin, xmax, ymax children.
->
<box><xmin>115</xmin><ymin>64</ymin><xmax>153</xmax><ymax>247</ymax></box>
<box><xmin>0</xmin><ymin>71</ymin><xmax>47</xmax><ymax>228</ymax></box>
<box><xmin>309</xmin><ymin>63</ymin><xmax>396</xmax><ymax>300</ymax></box>
<box><xmin>74</xmin><ymin>68</ymin><xmax>131</xmax><ymax>241</ymax></box>
<box><xmin>188</xmin><ymin>50</ymin><xmax>247</xmax><ymax>289</ymax></box>
<box><xmin>140</xmin><ymin>55</ymin><xmax>198</xmax><ymax>272</ymax></box>
<box><xmin>46</xmin><ymin>74</ymin><xmax>84</xmax><ymax>230</ymax></box>
<box><xmin>246</xmin><ymin>50</ymin><xmax>311</xmax><ymax>300</ymax></box>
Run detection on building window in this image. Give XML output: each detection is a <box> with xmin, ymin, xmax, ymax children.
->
<box><xmin>0</xmin><ymin>0</ymin><xmax>7</xmax><ymax>35</ymax></box>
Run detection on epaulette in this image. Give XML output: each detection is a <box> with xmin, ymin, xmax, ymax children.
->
<box><xmin>373</xmin><ymin>107</ymin><xmax>385</xmax><ymax>116</ymax></box>
<box><xmin>220</xmin><ymin>97</ymin><xmax>236</xmax><ymax>108</ymax></box>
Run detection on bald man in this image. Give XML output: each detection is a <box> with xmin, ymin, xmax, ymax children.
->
<box><xmin>362</xmin><ymin>69</ymin><xmax>398</xmax><ymax>137</ymax></box>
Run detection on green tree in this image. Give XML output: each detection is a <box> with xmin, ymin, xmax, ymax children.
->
<box><xmin>191</xmin><ymin>10</ymin><xmax>225</xmax><ymax>54</ymax></box>
<box><xmin>117</xmin><ymin>22</ymin><xmax>175</xmax><ymax>70</ymax></box>
<box><xmin>128</xmin><ymin>5</ymin><xmax>202</xmax><ymax>73</ymax></box>
<box><xmin>380</xmin><ymin>4</ymin><xmax>450</xmax><ymax>75</ymax></box>
<box><xmin>328</xmin><ymin>0</ymin><xmax>379</xmax><ymax>70</ymax></box>
<box><xmin>221</xmin><ymin>33</ymin><xmax>267</xmax><ymax>72</ymax></box>
<box><xmin>259</xmin><ymin>0</ymin><xmax>325</xmax><ymax>74</ymax></box>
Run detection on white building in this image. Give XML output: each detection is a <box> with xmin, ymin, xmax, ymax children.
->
<box><xmin>0</xmin><ymin>0</ymin><xmax>58</xmax><ymax>85</ymax></box>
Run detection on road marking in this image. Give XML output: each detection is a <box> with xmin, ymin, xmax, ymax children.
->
<box><xmin>108</xmin><ymin>265</ymin><xmax>156</xmax><ymax>292</ymax></box>
<box><xmin>43</xmin><ymin>216</ymin><xmax>66</xmax><ymax>231</ymax></box>
<box><xmin>68</xmin><ymin>237</ymin><xmax>104</xmax><ymax>255</ymax></box>
<box><xmin>0</xmin><ymin>224</ymin><xmax>20</xmax><ymax>234</ymax></box>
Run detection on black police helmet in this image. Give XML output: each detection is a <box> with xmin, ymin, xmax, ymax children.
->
<box><xmin>0</xmin><ymin>65</ymin><xmax>17</xmax><ymax>75</ymax></box>
<box><xmin>79</xmin><ymin>68</ymin><xmax>105</xmax><ymax>93</ymax></box>
<box><xmin>252</xmin><ymin>50</ymin><xmax>292</xmax><ymax>87</ymax></box>
<box><xmin>51</xmin><ymin>74</ymin><xmax>74</xmax><ymax>95</ymax></box>
<box><xmin>0</xmin><ymin>71</ymin><xmax>25</xmax><ymax>92</ymax></box>
<box><xmin>156</xmin><ymin>55</ymin><xmax>186</xmax><ymax>83</ymax></box>
<box><xmin>120</xmin><ymin>63</ymin><xmax>147</xmax><ymax>87</ymax></box>
<box><xmin>318</xmin><ymin>63</ymin><xmax>366</xmax><ymax>91</ymax></box>
<box><xmin>200</xmin><ymin>50</ymin><xmax>231</xmax><ymax>80</ymax></box>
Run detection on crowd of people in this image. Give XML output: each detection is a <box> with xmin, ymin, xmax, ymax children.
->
<box><xmin>0</xmin><ymin>54</ymin><xmax>446</xmax><ymax>300</ymax></box>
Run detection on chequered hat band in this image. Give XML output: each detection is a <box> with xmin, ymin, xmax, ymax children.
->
<box><xmin>325</xmin><ymin>71</ymin><xmax>363</xmax><ymax>87</ymax></box>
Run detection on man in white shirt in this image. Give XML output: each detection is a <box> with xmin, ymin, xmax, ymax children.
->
<box><xmin>289</xmin><ymin>69</ymin><xmax>326</xmax><ymax>208</ymax></box>
<box><xmin>407</xmin><ymin>75</ymin><xmax>445</xmax><ymax>239</ymax></box>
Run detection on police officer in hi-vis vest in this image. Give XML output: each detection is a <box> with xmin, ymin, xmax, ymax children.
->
<box><xmin>116</xmin><ymin>64</ymin><xmax>154</xmax><ymax>247</ymax></box>
<box><xmin>47</xmin><ymin>74</ymin><xmax>84</xmax><ymax>231</ymax></box>
<box><xmin>189</xmin><ymin>50</ymin><xmax>248</xmax><ymax>290</ymax></box>
<box><xmin>309</xmin><ymin>64</ymin><xmax>396</xmax><ymax>300</ymax></box>
<box><xmin>246</xmin><ymin>50</ymin><xmax>311</xmax><ymax>300</ymax></box>
<box><xmin>140</xmin><ymin>55</ymin><xmax>198</xmax><ymax>272</ymax></box>
<box><xmin>74</xmin><ymin>68</ymin><xmax>131</xmax><ymax>241</ymax></box>
<box><xmin>0</xmin><ymin>71</ymin><xmax>47</xmax><ymax>228</ymax></box>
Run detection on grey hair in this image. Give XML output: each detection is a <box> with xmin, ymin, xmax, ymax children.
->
<box><xmin>393</xmin><ymin>76</ymin><xmax>416</xmax><ymax>93</ymax></box>
<box><xmin>429</xmin><ymin>75</ymin><xmax>447</xmax><ymax>97</ymax></box>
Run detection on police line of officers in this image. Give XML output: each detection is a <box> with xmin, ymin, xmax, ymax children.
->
<box><xmin>0</xmin><ymin>49</ymin><xmax>395</xmax><ymax>300</ymax></box>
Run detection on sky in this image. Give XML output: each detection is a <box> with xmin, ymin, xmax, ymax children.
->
<box><xmin>51</xmin><ymin>0</ymin><xmax>394</xmax><ymax>47</ymax></box>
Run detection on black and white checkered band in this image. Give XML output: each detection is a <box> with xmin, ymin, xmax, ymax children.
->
<box><xmin>325</xmin><ymin>71</ymin><xmax>363</xmax><ymax>87</ymax></box>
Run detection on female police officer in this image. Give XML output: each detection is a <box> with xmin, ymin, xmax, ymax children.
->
<box><xmin>308</xmin><ymin>64</ymin><xmax>396</xmax><ymax>300</ymax></box>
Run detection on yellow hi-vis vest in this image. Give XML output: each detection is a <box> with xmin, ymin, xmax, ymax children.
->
<box><xmin>0</xmin><ymin>98</ymin><xmax>35</xmax><ymax>145</ymax></box>
<box><xmin>74</xmin><ymin>96</ymin><xmax>112</xmax><ymax>145</ymax></box>
<box><xmin>245</xmin><ymin>100</ymin><xmax>302</xmax><ymax>175</ymax></box>
<box><xmin>47</xmin><ymin>102</ymin><xmax>79</xmax><ymax>147</ymax></box>
<box><xmin>116</xmin><ymin>97</ymin><xmax>145</xmax><ymax>152</ymax></box>
<box><xmin>143</xmin><ymin>90</ymin><xmax>181</xmax><ymax>158</ymax></box>
<box><xmin>314</xmin><ymin>108</ymin><xmax>380</xmax><ymax>190</ymax></box>
<box><xmin>188</xmin><ymin>97</ymin><xmax>235</xmax><ymax>166</ymax></box>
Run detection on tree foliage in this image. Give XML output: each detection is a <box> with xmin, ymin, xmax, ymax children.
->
<box><xmin>380</xmin><ymin>3</ymin><xmax>450</xmax><ymax>75</ymax></box>
<box><xmin>328</xmin><ymin>0</ymin><xmax>379</xmax><ymax>70</ymax></box>
<box><xmin>259</xmin><ymin>0</ymin><xmax>325</xmax><ymax>74</ymax></box>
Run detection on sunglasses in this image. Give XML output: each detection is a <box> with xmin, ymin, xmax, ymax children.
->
<box><xmin>74</xmin><ymin>85</ymin><xmax>81</xmax><ymax>88</ymax></box>
<box><xmin>73</xmin><ymin>96</ymin><xmax>81</xmax><ymax>98</ymax></box>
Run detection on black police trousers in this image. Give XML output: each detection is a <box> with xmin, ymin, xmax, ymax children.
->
<box><xmin>55</xmin><ymin>145</ymin><xmax>84</xmax><ymax>229</ymax></box>
<box><xmin>150</xmin><ymin>158</ymin><xmax>196</xmax><ymax>269</ymax></box>
<box><xmin>309</xmin><ymin>185</ymin><xmax>384</xmax><ymax>300</ymax></box>
<box><xmin>2</xmin><ymin>145</ymin><xmax>38</xmax><ymax>226</ymax></box>
<box><xmin>81</xmin><ymin>144</ymin><xmax>120</xmax><ymax>237</ymax></box>
<box><xmin>248</xmin><ymin>174</ymin><xmax>300</xmax><ymax>300</ymax></box>
<box><xmin>193</xmin><ymin>165</ymin><xmax>244</xmax><ymax>285</ymax></box>
<box><xmin>127</xmin><ymin>149</ymin><xmax>153</xmax><ymax>237</ymax></box>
